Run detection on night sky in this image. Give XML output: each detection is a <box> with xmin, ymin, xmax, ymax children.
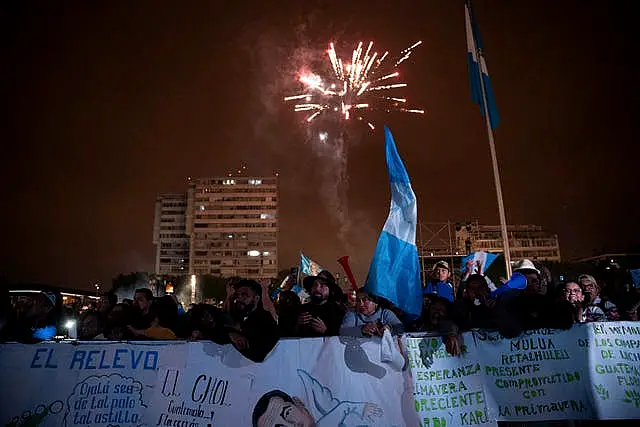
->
<box><xmin>2</xmin><ymin>1</ymin><xmax>638</xmax><ymax>290</ymax></box>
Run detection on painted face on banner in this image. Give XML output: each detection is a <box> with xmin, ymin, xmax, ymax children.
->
<box><xmin>256</xmin><ymin>396</ymin><xmax>315</xmax><ymax>427</ymax></box>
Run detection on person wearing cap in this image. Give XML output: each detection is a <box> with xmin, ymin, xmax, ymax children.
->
<box><xmin>512</xmin><ymin>259</ymin><xmax>543</xmax><ymax>295</ymax></box>
<box><xmin>423</xmin><ymin>261</ymin><xmax>455</xmax><ymax>303</ymax></box>
<box><xmin>292</xmin><ymin>273</ymin><xmax>345</xmax><ymax>337</ymax></box>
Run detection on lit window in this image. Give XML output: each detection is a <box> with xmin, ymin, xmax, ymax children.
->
<box><xmin>199</xmin><ymin>205</ymin><xmax>205</xmax><ymax>211</ymax></box>
<box><xmin>248</xmin><ymin>179</ymin><xmax>262</xmax><ymax>185</ymax></box>
<box><xmin>262</xmin><ymin>251</ymin><xmax>270</xmax><ymax>256</ymax></box>
<box><xmin>247</xmin><ymin>250</ymin><xmax>261</xmax><ymax>257</ymax></box>
<box><xmin>223</xmin><ymin>179</ymin><xmax>235</xmax><ymax>185</ymax></box>
<box><xmin>227</xmin><ymin>234</ymin><xmax>233</xmax><ymax>239</ymax></box>
<box><xmin>260</xmin><ymin>213</ymin><xmax>275</xmax><ymax>219</ymax></box>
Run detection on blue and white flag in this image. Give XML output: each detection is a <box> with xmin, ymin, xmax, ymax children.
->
<box><xmin>300</xmin><ymin>252</ymin><xmax>324</xmax><ymax>276</ymax></box>
<box><xmin>460</xmin><ymin>251</ymin><xmax>499</xmax><ymax>274</ymax></box>
<box><xmin>465</xmin><ymin>0</ymin><xmax>499</xmax><ymax>129</ymax></box>
<box><xmin>365</xmin><ymin>127</ymin><xmax>422</xmax><ymax>316</ymax></box>
<box><xmin>631</xmin><ymin>269</ymin><xmax>640</xmax><ymax>289</ymax></box>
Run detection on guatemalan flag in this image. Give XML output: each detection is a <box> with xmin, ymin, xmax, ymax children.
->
<box><xmin>465</xmin><ymin>0</ymin><xmax>499</xmax><ymax>129</ymax></box>
<box><xmin>300</xmin><ymin>252</ymin><xmax>324</xmax><ymax>276</ymax></box>
<box><xmin>365</xmin><ymin>127</ymin><xmax>422</xmax><ymax>316</ymax></box>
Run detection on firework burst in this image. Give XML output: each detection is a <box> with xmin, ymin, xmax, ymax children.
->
<box><xmin>284</xmin><ymin>40</ymin><xmax>424</xmax><ymax>129</ymax></box>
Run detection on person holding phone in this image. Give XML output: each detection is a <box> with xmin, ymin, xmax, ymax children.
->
<box><xmin>293</xmin><ymin>272</ymin><xmax>345</xmax><ymax>337</ymax></box>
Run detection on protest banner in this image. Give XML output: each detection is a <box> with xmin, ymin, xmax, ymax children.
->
<box><xmin>472</xmin><ymin>327</ymin><xmax>594</xmax><ymax>421</ymax></box>
<box><xmin>1</xmin><ymin>323</ymin><xmax>640</xmax><ymax>426</ymax></box>
<box><xmin>587</xmin><ymin>322</ymin><xmax>640</xmax><ymax>419</ymax></box>
<box><xmin>406</xmin><ymin>334</ymin><xmax>494</xmax><ymax>427</ymax></box>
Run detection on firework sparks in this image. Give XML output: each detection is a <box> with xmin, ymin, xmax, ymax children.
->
<box><xmin>284</xmin><ymin>40</ymin><xmax>424</xmax><ymax>128</ymax></box>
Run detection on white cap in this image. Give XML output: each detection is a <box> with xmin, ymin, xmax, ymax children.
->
<box><xmin>513</xmin><ymin>259</ymin><xmax>540</xmax><ymax>274</ymax></box>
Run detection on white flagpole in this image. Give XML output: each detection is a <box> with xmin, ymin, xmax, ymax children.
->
<box><xmin>471</xmin><ymin>6</ymin><xmax>513</xmax><ymax>278</ymax></box>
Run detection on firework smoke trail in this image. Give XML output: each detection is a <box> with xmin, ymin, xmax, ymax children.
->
<box><xmin>284</xmin><ymin>40</ymin><xmax>424</xmax><ymax>129</ymax></box>
<box><xmin>307</xmin><ymin>128</ymin><xmax>354</xmax><ymax>255</ymax></box>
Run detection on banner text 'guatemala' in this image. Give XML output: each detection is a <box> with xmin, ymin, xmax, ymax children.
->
<box><xmin>465</xmin><ymin>0</ymin><xmax>499</xmax><ymax>129</ymax></box>
<box><xmin>365</xmin><ymin>126</ymin><xmax>422</xmax><ymax>316</ymax></box>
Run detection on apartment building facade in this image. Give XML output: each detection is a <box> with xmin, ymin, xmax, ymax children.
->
<box><xmin>185</xmin><ymin>176</ymin><xmax>278</xmax><ymax>279</ymax></box>
<box><xmin>152</xmin><ymin>194</ymin><xmax>190</xmax><ymax>275</ymax></box>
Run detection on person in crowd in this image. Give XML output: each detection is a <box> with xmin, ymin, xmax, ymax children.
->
<box><xmin>78</xmin><ymin>311</ymin><xmax>102</xmax><ymax>340</ymax></box>
<box><xmin>128</xmin><ymin>295</ymin><xmax>178</xmax><ymax>340</ymax></box>
<box><xmin>423</xmin><ymin>261</ymin><xmax>455</xmax><ymax>302</ymax></box>
<box><xmin>513</xmin><ymin>259</ymin><xmax>543</xmax><ymax>295</ymax></box>
<box><xmin>131</xmin><ymin>288</ymin><xmax>155</xmax><ymax>330</ymax></box>
<box><xmin>560</xmin><ymin>281</ymin><xmax>605</xmax><ymax>323</ymax></box>
<box><xmin>167</xmin><ymin>294</ymin><xmax>192</xmax><ymax>338</ymax></box>
<box><xmin>578</xmin><ymin>274</ymin><xmax>619</xmax><ymax>320</ymax></box>
<box><xmin>626</xmin><ymin>299</ymin><xmax>640</xmax><ymax>321</ymax></box>
<box><xmin>293</xmin><ymin>273</ymin><xmax>345</xmax><ymax>337</ymax></box>
<box><xmin>12</xmin><ymin>292</ymin><xmax>59</xmax><ymax>343</ymax></box>
<box><xmin>404</xmin><ymin>294</ymin><xmax>437</xmax><ymax>332</ymax></box>
<box><xmin>340</xmin><ymin>287</ymin><xmax>404</xmax><ymax>337</ymax></box>
<box><xmin>96</xmin><ymin>303</ymin><xmax>133</xmax><ymax>340</ymax></box>
<box><xmin>454</xmin><ymin>274</ymin><xmax>497</xmax><ymax>330</ymax></box>
<box><xmin>492</xmin><ymin>264</ymin><xmax>574</xmax><ymax>337</ymax></box>
<box><xmin>0</xmin><ymin>288</ymin><xmax>16</xmax><ymax>342</ymax></box>
<box><xmin>421</xmin><ymin>295</ymin><xmax>462</xmax><ymax>356</ymax></box>
<box><xmin>275</xmin><ymin>290</ymin><xmax>301</xmax><ymax>337</ymax></box>
<box><xmin>258</xmin><ymin>279</ymin><xmax>278</xmax><ymax>322</ymax></box>
<box><xmin>225</xmin><ymin>279</ymin><xmax>279</xmax><ymax>362</ymax></box>
<box><xmin>189</xmin><ymin>303</ymin><xmax>230</xmax><ymax>343</ymax></box>
<box><xmin>98</xmin><ymin>291</ymin><xmax>117</xmax><ymax>316</ymax></box>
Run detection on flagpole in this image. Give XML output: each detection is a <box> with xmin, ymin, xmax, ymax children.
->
<box><xmin>474</xmin><ymin>49</ymin><xmax>513</xmax><ymax>278</ymax></box>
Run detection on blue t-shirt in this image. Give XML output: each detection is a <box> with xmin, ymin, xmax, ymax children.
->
<box><xmin>423</xmin><ymin>281</ymin><xmax>454</xmax><ymax>302</ymax></box>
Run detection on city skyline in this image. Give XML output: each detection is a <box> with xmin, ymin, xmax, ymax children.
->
<box><xmin>2</xmin><ymin>1</ymin><xmax>638</xmax><ymax>290</ymax></box>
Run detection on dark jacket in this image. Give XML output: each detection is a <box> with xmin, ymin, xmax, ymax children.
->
<box><xmin>493</xmin><ymin>290</ymin><xmax>573</xmax><ymax>338</ymax></box>
<box><xmin>233</xmin><ymin>307</ymin><xmax>279</xmax><ymax>363</ymax></box>
<box><xmin>454</xmin><ymin>298</ymin><xmax>497</xmax><ymax>331</ymax></box>
<box><xmin>294</xmin><ymin>302</ymin><xmax>345</xmax><ymax>337</ymax></box>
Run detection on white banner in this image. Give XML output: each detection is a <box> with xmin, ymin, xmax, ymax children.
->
<box><xmin>1</xmin><ymin>323</ymin><xmax>639</xmax><ymax>426</ymax></box>
<box><xmin>406</xmin><ymin>335</ymin><xmax>494</xmax><ymax>427</ymax></box>
<box><xmin>587</xmin><ymin>322</ymin><xmax>640</xmax><ymax>419</ymax></box>
<box><xmin>472</xmin><ymin>327</ymin><xmax>594</xmax><ymax>421</ymax></box>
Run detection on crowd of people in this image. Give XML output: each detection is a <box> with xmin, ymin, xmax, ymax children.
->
<box><xmin>2</xmin><ymin>258</ymin><xmax>639</xmax><ymax>363</ymax></box>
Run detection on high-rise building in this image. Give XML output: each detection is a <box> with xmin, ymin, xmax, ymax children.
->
<box><xmin>152</xmin><ymin>194</ymin><xmax>190</xmax><ymax>275</ymax></box>
<box><xmin>455</xmin><ymin>223</ymin><xmax>561</xmax><ymax>262</ymax></box>
<box><xmin>185</xmin><ymin>176</ymin><xmax>278</xmax><ymax>279</ymax></box>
